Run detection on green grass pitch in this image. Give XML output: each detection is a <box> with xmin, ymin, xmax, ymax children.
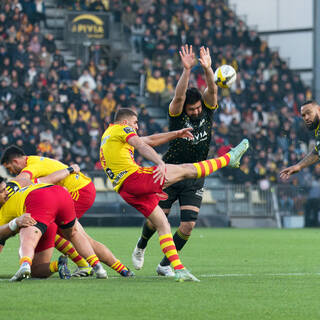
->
<box><xmin>1</xmin><ymin>227</ymin><xmax>320</xmax><ymax>320</ymax></box>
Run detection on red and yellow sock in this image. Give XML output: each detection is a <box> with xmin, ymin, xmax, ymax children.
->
<box><xmin>86</xmin><ymin>254</ymin><xmax>99</xmax><ymax>268</ymax></box>
<box><xmin>159</xmin><ymin>234</ymin><xmax>184</xmax><ymax>270</ymax></box>
<box><xmin>193</xmin><ymin>154</ymin><xmax>230</xmax><ymax>178</ymax></box>
<box><xmin>20</xmin><ymin>256</ymin><xmax>32</xmax><ymax>266</ymax></box>
<box><xmin>55</xmin><ymin>235</ymin><xmax>88</xmax><ymax>268</ymax></box>
<box><xmin>111</xmin><ymin>259</ymin><xmax>129</xmax><ymax>276</ymax></box>
<box><xmin>49</xmin><ymin>261</ymin><xmax>58</xmax><ymax>273</ymax></box>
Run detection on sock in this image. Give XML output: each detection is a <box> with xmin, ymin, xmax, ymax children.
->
<box><xmin>160</xmin><ymin>229</ymin><xmax>190</xmax><ymax>267</ymax></box>
<box><xmin>20</xmin><ymin>256</ymin><xmax>32</xmax><ymax>266</ymax></box>
<box><xmin>55</xmin><ymin>235</ymin><xmax>88</xmax><ymax>268</ymax></box>
<box><xmin>111</xmin><ymin>259</ymin><xmax>129</xmax><ymax>276</ymax></box>
<box><xmin>193</xmin><ymin>154</ymin><xmax>230</xmax><ymax>178</ymax></box>
<box><xmin>159</xmin><ymin>233</ymin><xmax>184</xmax><ymax>271</ymax></box>
<box><xmin>49</xmin><ymin>261</ymin><xmax>58</xmax><ymax>273</ymax></box>
<box><xmin>86</xmin><ymin>254</ymin><xmax>99</xmax><ymax>268</ymax></box>
<box><xmin>137</xmin><ymin>222</ymin><xmax>157</xmax><ymax>249</ymax></box>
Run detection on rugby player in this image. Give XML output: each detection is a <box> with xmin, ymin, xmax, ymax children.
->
<box><xmin>0</xmin><ymin>176</ymin><xmax>107</xmax><ymax>281</ymax></box>
<box><xmin>280</xmin><ymin>100</ymin><xmax>320</xmax><ymax>179</ymax></box>
<box><xmin>1</xmin><ymin>147</ymin><xmax>134</xmax><ymax>278</ymax></box>
<box><xmin>100</xmin><ymin>107</ymin><xmax>249</xmax><ymax>281</ymax></box>
<box><xmin>133</xmin><ymin>45</ymin><xmax>221</xmax><ymax>276</ymax></box>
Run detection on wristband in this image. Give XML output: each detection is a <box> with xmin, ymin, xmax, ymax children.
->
<box><xmin>67</xmin><ymin>166</ymin><xmax>74</xmax><ymax>174</ymax></box>
<box><xmin>8</xmin><ymin>218</ymin><xmax>18</xmax><ymax>232</ymax></box>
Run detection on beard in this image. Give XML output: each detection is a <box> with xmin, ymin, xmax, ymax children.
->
<box><xmin>189</xmin><ymin>110</ymin><xmax>204</xmax><ymax>121</ymax></box>
<box><xmin>305</xmin><ymin>114</ymin><xmax>320</xmax><ymax>131</ymax></box>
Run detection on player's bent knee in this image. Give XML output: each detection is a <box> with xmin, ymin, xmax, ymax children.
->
<box><xmin>180</xmin><ymin>221</ymin><xmax>196</xmax><ymax>235</ymax></box>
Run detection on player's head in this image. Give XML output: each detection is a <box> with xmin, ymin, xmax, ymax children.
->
<box><xmin>114</xmin><ymin>108</ymin><xmax>138</xmax><ymax>131</ymax></box>
<box><xmin>0</xmin><ymin>176</ymin><xmax>8</xmax><ymax>206</ymax></box>
<box><xmin>184</xmin><ymin>87</ymin><xmax>203</xmax><ymax>120</ymax></box>
<box><xmin>300</xmin><ymin>100</ymin><xmax>320</xmax><ymax>131</ymax></box>
<box><xmin>0</xmin><ymin>145</ymin><xmax>27</xmax><ymax>175</ymax></box>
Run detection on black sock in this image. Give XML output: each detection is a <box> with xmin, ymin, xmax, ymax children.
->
<box><xmin>137</xmin><ymin>221</ymin><xmax>157</xmax><ymax>249</ymax></box>
<box><xmin>160</xmin><ymin>229</ymin><xmax>190</xmax><ymax>266</ymax></box>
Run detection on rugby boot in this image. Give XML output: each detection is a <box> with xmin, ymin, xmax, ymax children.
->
<box><xmin>93</xmin><ymin>262</ymin><xmax>108</xmax><ymax>279</ymax></box>
<box><xmin>71</xmin><ymin>266</ymin><xmax>94</xmax><ymax>277</ymax></box>
<box><xmin>10</xmin><ymin>263</ymin><xmax>31</xmax><ymax>282</ymax></box>
<box><xmin>120</xmin><ymin>267</ymin><xmax>135</xmax><ymax>277</ymax></box>
<box><xmin>132</xmin><ymin>245</ymin><xmax>146</xmax><ymax>270</ymax></box>
<box><xmin>228</xmin><ymin>139</ymin><xmax>249</xmax><ymax>168</ymax></box>
<box><xmin>58</xmin><ymin>255</ymin><xmax>71</xmax><ymax>280</ymax></box>
<box><xmin>156</xmin><ymin>264</ymin><xmax>175</xmax><ymax>277</ymax></box>
<box><xmin>174</xmin><ymin>268</ymin><xmax>200</xmax><ymax>282</ymax></box>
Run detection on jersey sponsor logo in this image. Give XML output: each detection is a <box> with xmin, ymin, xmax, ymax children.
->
<box><xmin>192</xmin><ymin>130</ymin><xmax>208</xmax><ymax>144</ymax></box>
<box><xmin>105</xmin><ymin>168</ymin><xmax>114</xmax><ymax>179</ymax></box>
<box><xmin>195</xmin><ymin>188</ymin><xmax>204</xmax><ymax>197</ymax></box>
<box><xmin>123</xmin><ymin>127</ymin><xmax>135</xmax><ymax>134</ymax></box>
<box><xmin>112</xmin><ymin>170</ymin><xmax>128</xmax><ymax>186</ymax></box>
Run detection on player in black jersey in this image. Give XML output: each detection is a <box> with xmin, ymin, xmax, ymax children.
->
<box><xmin>280</xmin><ymin>100</ymin><xmax>320</xmax><ymax>179</ymax></box>
<box><xmin>132</xmin><ymin>45</ymin><xmax>219</xmax><ymax>276</ymax></box>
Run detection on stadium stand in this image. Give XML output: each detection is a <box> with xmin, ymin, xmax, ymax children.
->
<box><xmin>0</xmin><ymin>0</ymin><xmax>314</xmax><ymax>223</ymax></box>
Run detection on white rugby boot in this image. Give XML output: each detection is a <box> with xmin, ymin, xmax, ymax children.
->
<box><xmin>10</xmin><ymin>263</ymin><xmax>31</xmax><ymax>282</ymax></box>
<box><xmin>228</xmin><ymin>139</ymin><xmax>249</xmax><ymax>168</ymax></box>
<box><xmin>132</xmin><ymin>245</ymin><xmax>146</xmax><ymax>270</ymax></box>
<box><xmin>156</xmin><ymin>264</ymin><xmax>175</xmax><ymax>277</ymax></box>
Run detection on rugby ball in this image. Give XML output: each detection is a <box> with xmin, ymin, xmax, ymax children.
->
<box><xmin>214</xmin><ymin>65</ymin><xmax>237</xmax><ymax>88</ymax></box>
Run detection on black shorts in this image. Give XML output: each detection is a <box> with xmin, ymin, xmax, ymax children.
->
<box><xmin>159</xmin><ymin>178</ymin><xmax>204</xmax><ymax>222</ymax></box>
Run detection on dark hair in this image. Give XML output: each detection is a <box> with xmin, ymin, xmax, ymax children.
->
<box><xmin>0</xmin><ymin>145</ymin><xmax>25</xmax><ymax>164</ymax></box>
<box><xmin>0</xmin><ymin>176</ymin><xmax>5</xmax><ymax>184</ymax></box>
<box><xmin>114</xmin><ymin>108</ymin><xmax>137</xmax><ymax>122</ymax></box>
<box><xmin>301</xmin><ymin>100</ymin><xmax>318</xmax><ymax>108</ymax></box>
<box><xmin>184</xmin><ymin>87</ymin><xmax>202</xmax><ymax>109</ymax></box>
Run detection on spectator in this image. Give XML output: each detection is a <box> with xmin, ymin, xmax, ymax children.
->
<box><xmin>146</xmin><ymin>69</ymin><xmax>165</xmax><ymax>108</ymax></box>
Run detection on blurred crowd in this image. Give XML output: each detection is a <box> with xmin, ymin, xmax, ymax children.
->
<box><xmin>0</xmin><ymin>0</ymin><xmax>318</xmax><ymax>213</ymax></box>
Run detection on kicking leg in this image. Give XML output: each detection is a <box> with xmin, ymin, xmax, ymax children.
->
<box><xmin>164</xmin><ymin>139</ymin><xmax>249</xmax><ymax>188</ymax></box>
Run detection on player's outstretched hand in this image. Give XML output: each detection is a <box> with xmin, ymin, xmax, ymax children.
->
<box><xmin>198</xmin><ymin>46</ymin><xmax>212</xmax><ymax>70</ymax></box>
<box><xmin>279</xmin><ymin>164</ymin><xmax>301</xmax><ymax>180</ymax></box>
<box><xmin>179</xmin><ymin>44</ymin><xmax>196</xmax><ymax>70</ymax></box>
<box><xmin>16</xmin><ymin>213</ymin><xmax>37</xmax><ymax>228</ymax></box>
<box><xmin>176</xmin><ymin>127</ymin><xmax>194</xmax><ymax>140</ymax></box>
<box><xmin>153</xmin><ymin>161</ymin><xmax>166</xmax><ymax>185</ymax></box>
<box><xmin>70</xmin><ymin>164</ymin><xmax>80</xmax><ymax>173</ymax></box>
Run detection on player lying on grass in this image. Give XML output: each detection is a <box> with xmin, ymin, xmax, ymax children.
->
<box><xmin>1</xmin><ymin>147</ymin><xmax>134</xmax><ymax>278</ymax></box>
<box><xmin>100</xmin><ymin>108</ymin><xmax>249</xmax><ymax>282</ymax></box>
<box><xmin>0</xmin><ymin>173</ymin><xmax>108</xmax><ymax>282</ymax></box>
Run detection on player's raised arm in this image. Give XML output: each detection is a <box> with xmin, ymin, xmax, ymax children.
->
<box><xmin>141</xmin><ymin>128</ymin><xmax>193</xmax><ymax>147</ymax></box>
<box><xmin>280</xmin><ymin>149</ymin><xmax>319</xmax><ymax>180</ymax></box>
<box><xmin>169</xmin><ymin>44</ymin><xmax>196</xmax><ymax>117</ymax></box>
<box><xmin>199</xmin><ymin>46</ymin><xmax>218</xmax><ymax>109</ymax></box>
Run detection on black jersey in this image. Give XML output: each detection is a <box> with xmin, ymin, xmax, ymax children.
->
<box><xmin>163</xmin><ymin>104</ymin><xmax>214</xmax><ymax>164</ymax></box>
<box><xmin>315</xmin><ymin>127</ymin><xmax>320</xmax><ymax>156</ymax></box>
